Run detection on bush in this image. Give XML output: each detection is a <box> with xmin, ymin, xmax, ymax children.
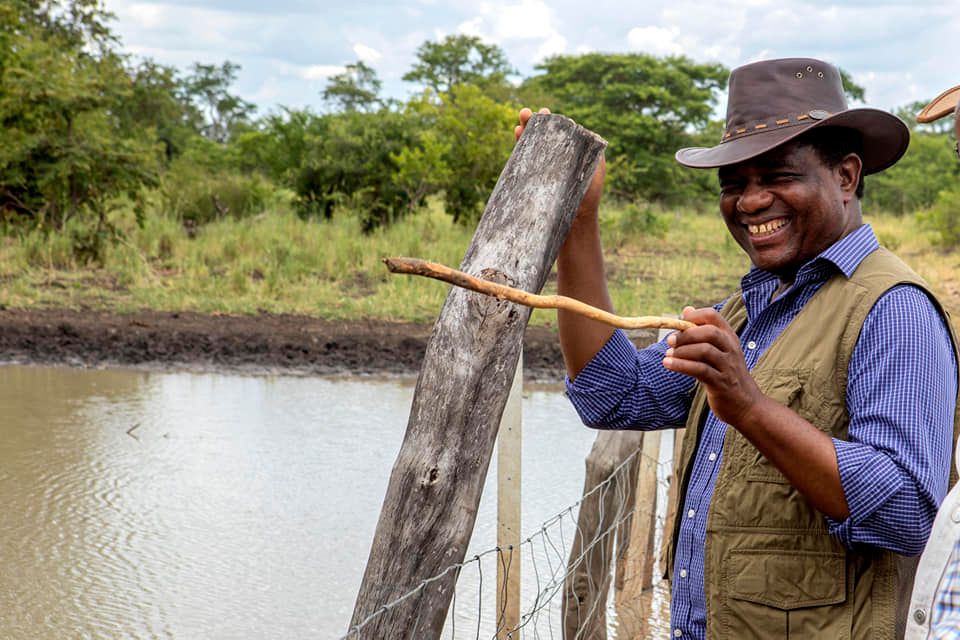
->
<box><xmin>866</xmin><ymin>133</ymin><xmax>959</xmax><ymax>215</ymax></box>
<box><xmin>160</xmin><ymin>161</ymin><xmax>273</xmax><ymax>229</ymax></box>
<box><xmin>618</xmin><ymin>202</ymin><xmax>669</xmax><ymax>237</ymax></box>
<box><xmin>917</xmin><ymin>187</ymin><xmax>960</xmax><ymax>249</ymax></box>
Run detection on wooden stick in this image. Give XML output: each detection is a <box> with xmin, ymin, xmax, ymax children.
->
<box><xmin>384</xmin><ymin>257</ymin><xmax>695</xmax><ymax>332</ymax></box>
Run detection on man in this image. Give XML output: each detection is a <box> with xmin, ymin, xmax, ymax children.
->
<box><xmin>906</xmin><ymin>83</ymin><xmax>960</xmax><ymax>640</ymax></box>
<box><xmin>517</xmin><ymin>58</ymin><xmax>959</xmax><ymax>639</ymax></box>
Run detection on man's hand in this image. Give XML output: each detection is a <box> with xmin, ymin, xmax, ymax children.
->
<box><xmin>515</xmin><ymin>107</ymin><xmax>606</xmax><ymax>225</ymax></box>
<box><xmin>662</xmin><ymin>306</ymin><xmax>765</xmax><ymax>427</ymax></box>
<box><xmin>662</xmin><ymin>305</ymin><xmax>849</xmax><ymax>520</ymax></box>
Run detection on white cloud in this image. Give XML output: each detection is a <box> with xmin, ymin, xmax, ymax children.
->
<box><xmin>101</xmin><ymin>0</ymin><xmax>960</xmax><ymax>113</ymax></box>
<box><xmin>123</xmin><ymin>2</ymin><xmax>167</xmax><ymax>28</ymax></box>
<box><xmin>484</xmin><ymin>0</ymin><xmax>556</xmax><ymax>41</ymax></box>
<box><xmin>626</xmin><ymin>26</ymin><xmax>684</xmax><ymax>56</ymax></box>
<box><xmin>300</xmin><ymin>65</ymin><xmax>343</xmax><ymax>81</ymax></box>
<box><xmin>353</xmin><ymin>44</ymin><xmax>382</xmax><ymax>63</ymax></box>
<box><xmin>452</xmin><ymin>0</ymin><xmax>567</xmax><ymax>64</ymax></box>
<box><xmin>534</xmin><ymin>32</ymin><xmax>567</xmax><ymax>60</ymax></box>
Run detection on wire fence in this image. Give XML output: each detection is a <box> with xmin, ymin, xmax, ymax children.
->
<box><xmin>341</xmin><ymin>430</ymin><xmax>677</xmax><ymax>640</ymax></box>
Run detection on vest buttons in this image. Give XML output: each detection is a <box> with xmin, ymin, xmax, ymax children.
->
<box><xmin>914</xmin><ymin>608</ymin><xmax>927</xmax><ymax>624</ymax></box>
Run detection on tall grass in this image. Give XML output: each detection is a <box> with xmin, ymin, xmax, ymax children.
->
<box><xmin>0</xmin><ymin>198</ymin><xmax>955</xmax><ymax>326</ymax></box>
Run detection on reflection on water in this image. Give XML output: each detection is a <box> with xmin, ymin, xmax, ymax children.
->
<box><xmin>0</xmin><ymin>365</ymin><xmax>597</xmax><ymax>639</ymax></box>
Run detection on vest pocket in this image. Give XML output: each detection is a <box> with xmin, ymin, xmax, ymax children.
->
<box><xmin>741</xmin><ymin>369</ymin><xmax>806</xmax><ymax>484</ymax></box>
<box><xmin>723</xmin><ymin>548</ymin><xmax>850</xmax><ymax>639</ymax></box>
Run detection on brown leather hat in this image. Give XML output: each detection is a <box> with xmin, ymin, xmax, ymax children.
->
<box><xmin>916</xmin><ymin>84</ymin><xmax>960</xmax><ymax>123</ymax></box>
<box><xmin>676</xmin><ymin>57</ymin><xmax>910</xmax><ymax>175</ymax></box>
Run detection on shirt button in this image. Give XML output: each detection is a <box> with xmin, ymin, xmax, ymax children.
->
<box><xmin>952</xmin><ymin>506</ymin><xmax>960</xmax><ymax>523</ymax></box>
<box><xmin>680</xmin><ymin>568</ymin><xmax>688</xmax><ymax>578</ymax></box>
<box><xmin>674</xmin><ymin>630</ymin><xmax>683</xmax><ymax>638</ymax></box>
<box><xmin>914</xmin><ymin>608</ymin><xmax>927</xmax><ymax>624</ymax></box>
<box><xmin>708</xmin><ymin>452</ymin><xmax>717</xmax><ymax>461</ymax></box>
<box><xmin>747</xmin><ymin>340</ymin><xmax>757</xmax><ymax>350</ymax></box>
<box><xmin>687</xmin><ymin>509</ymin><xmax>696</xmax><ymax>518</ymax></box>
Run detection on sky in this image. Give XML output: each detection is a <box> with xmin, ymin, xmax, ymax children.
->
<box><xmin>102</xmin><ymin>0</ymin><xmax>960</xmax><ymax>118</ymax></box>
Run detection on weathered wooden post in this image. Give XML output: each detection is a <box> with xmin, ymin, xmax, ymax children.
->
<box><xmin>497</xmin><ymin>351</ymin><xmax>522</xmax><ymax>639</ymax></box>
<box><xmin>562</xmin><ymin>429</ymin><xmax>644</xmax><ymax>639</ymax></box>
<box><xmin>349</xmin><ymin>114</ymin><xmax>606</xmax><ymax>638</ymax></box>
<box><xmin>563</xmin><ymin>326</ymin><xmax>676</xmax><ymax>639</ymax></box>
<box><xmin>614</xmin><ymin>430</ymin><xmax>663</xmax><ymax>637</ymax></box>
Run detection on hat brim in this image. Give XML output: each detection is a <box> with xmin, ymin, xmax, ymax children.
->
<box><xmin>917</xmin><ymin>85</ymin><xmax>960</xmax><ymax>124</ymax></box>
<box><xmin>675</xmin><ymin>108</ymin><xmax>909</xmax><ymax>175</ymax></box>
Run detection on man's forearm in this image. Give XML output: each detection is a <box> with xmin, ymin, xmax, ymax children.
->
<box><xmin>557</xmin><ymin>216</ymin><xmax>616</xmax><ymax>379</ymax></box>
<box><xmin>737</xmin><ymin>396</ymin><xmax>849</xmax><ymax>521</ymax></box>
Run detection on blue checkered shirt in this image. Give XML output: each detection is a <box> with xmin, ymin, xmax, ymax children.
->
<box><xmin>566</xmin><ymin>224</ymin><xmax>956</xmax><ymax>640</ymax></box>
<box><xmin>933</xmin><ymin>536</ymin><xmax>960</xmax><ymax>639</ymax></box>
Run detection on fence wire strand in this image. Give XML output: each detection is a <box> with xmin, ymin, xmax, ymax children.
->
<box><xmin>341</xmin><ymin>438</ymin><xmax>676</xmax><ymax>640</ymax></box>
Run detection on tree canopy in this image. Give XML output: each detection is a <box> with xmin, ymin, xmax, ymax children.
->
<box><xmin>1</xmin><ymin>5</ymin><xmax>953</xmax><ymax>250</ymax></box>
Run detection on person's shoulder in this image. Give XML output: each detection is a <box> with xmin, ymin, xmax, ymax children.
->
<box><xmin>870</xmin><ymin>283</ymin><xmax>943</xmax><ymax>321</ymax></box>
<box><xmin>867</xmin><ymin>284</ymin><xmax>953</xmax><ymax>347</ymax></box>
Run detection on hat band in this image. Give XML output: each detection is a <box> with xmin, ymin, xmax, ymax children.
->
<box><xmin>721</xmin><ymin>110</ymin><xmax>833</xmax><ymax>144</ymax></box>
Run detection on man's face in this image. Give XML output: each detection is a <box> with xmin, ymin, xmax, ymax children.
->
<box><xmin>718</xmin><ymin>141</ymin><xmax>861</xmax><ymax>280</ymax></box>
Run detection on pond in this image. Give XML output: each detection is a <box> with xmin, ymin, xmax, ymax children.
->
<box><xmin>0</xmin><ymin>365</ymin><xmax>603</xmax><ymax>639</ymax></box>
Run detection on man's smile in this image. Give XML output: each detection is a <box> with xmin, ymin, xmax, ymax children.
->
<box><xmin>747</xmin><ymin>217</ymin><xmax>789</xmax><ymax>238</ymax></box>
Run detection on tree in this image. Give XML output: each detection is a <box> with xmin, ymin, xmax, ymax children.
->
<box><xmin>865</xmin><ymin>131</ymin><xmax>958</xmax><ymax>215</ymax></box>
<box><xmin>0</xmin><ymin>1</ymin><xmax>158</xmax><ymax>250</ymax></box>
<box><xmin>322</xmin><ymin>60</ymin><xmax>382</xmax><ymax>113</ymax></box>
<box><xmin>8</xmin><ymin>0</ymin><xmax>115</xmax><ymax>54</ymax></box>
<box><xmin>119</xmin><ymin>59</ymin><xmax>200</xmax><ymax>161</ymax></box>
<box><xmin>838</xmin><ymin>68</ymin><xmax>866</xmax><ymax>103</ymax></box>
<box><xmin>403</xmin><ymin>34</ymin><xmax>516</xmax><ymax>97</ymax></box>
<box><xmin>424</xmin><ymin>85</ymin><xmax>515</xmax><ymax>223</ymax></box>
<box><xmin>231</xmin><ymin>107</ymin><xmax>319</xmax><ymax>182</ymax></box>
<box><xmin>290</xmin><ymin>109</ymin><xmax>421</xmax><ymax>230</ymax></box>
<box><xmin>182</xmin><ymin>61</ymin><xmax>255</xmax><ymax>143</ymax></box>
<box><xmin>524</xmin><ymin>53</ymin><xmax>727</xmax><ymax>203</ymax></box>
<box><xmin>390</xmin><ymin>129</ymin><xmax>451</xmax><ymax>216</ymax></box>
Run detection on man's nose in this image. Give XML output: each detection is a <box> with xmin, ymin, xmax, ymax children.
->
<box><xmin>736</xmin><ymin>182</ymin><xmax>775</xmax><ymax>214</ymax></box>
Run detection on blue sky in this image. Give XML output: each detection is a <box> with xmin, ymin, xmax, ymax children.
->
<box><xmin>103</xmin><ymin>0</ymin><xmax>959</xmax><ymax>118</ymax></box>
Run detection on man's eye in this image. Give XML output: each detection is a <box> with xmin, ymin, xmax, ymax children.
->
<box><xmin>767</xmin><ymin>173</ymin><xmax>795</xmax><ymax>182</ymax></box>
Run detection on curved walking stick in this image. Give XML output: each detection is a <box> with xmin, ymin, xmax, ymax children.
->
<box><xmin>384</xmin><ymin>257</ymin><xmax>695</xmax><ymax>332</ymax></box>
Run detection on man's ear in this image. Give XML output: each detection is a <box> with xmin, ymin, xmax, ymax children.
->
<box><xmin>837</xmin><ymin>153</ymin><xmax>863</xmax><ymax>201</ymax></box>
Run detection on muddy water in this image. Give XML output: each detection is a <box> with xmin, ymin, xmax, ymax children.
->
<box><xmin>0</xmin><ymin>365</ymin><xmax>597</xmax><ymax>639</ymax></box>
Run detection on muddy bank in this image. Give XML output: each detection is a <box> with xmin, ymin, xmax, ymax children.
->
<box><xmin>0</xmin><ymin>309</ymin><xmax>661</xmax><ymax>382</ymax></box>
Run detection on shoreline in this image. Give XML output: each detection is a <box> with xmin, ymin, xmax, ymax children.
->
<box><xmin>0</xmin><ymin>308</ymin><xmax>643</xmax><ymax>384</ymax></box>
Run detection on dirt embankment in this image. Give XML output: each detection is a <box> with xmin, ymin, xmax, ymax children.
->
<box><xmin>0</xmin><ymin>309</ymin><xmax>644</xmax><ymax>382</ymax></box>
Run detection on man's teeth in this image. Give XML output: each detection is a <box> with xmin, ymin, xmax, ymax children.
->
<box><xmin>748</xmin><ymin>219</ymin><xmax>786</xmax><ymax>235</ymax></box>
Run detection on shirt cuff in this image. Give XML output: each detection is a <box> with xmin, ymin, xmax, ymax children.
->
<box><xmin>827</xmin><ymin>437</ymin><xmax>904</xmax><ymax>547</ymax></box>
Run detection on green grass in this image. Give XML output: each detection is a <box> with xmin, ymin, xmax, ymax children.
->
<box><xmin>0</xmin><ymin>198</ymin><xmax>955</xmax><ymax>327</ymax></box>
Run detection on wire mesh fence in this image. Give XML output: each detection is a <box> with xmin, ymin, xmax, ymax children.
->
<box><xmin>341</xmin><ymin>429</ymin><xmax>679</xmax><ymax>640</ymax></box>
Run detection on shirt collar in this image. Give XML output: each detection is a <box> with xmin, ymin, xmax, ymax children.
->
<box><xmin>740</xmin><ymin>223</ymin><xmax>879</xmax><ymax>293</ymax></box>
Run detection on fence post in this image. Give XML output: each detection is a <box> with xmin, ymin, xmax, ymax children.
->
<box><xmin>613</xmin><ymin>325</ymin><xmax>676</xmax><ymax>637</ymax></box>
<box><xmin>497</xmin><ymin>350</ymin><xmax>522</xmax><ymax>639</ymax></box>
<box><xmin>349</xmin><ymin>114</ymin><xmax>606</xmax><ymax>638</ymax></box>
<box><xmin>614</xmin><ymin>430</ymin><xmax>662</xmax><ymax>637</ymax></box>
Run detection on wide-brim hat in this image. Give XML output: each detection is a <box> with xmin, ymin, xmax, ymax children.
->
<box><xmin>676</xmin><ymin>58</ymin><xmax>910</xmax><ymax>175</ymax></box>
<box><xmin>916</xmin><ymin>84</ymin><xmax>960</xmax><ymax>123</ymax></box>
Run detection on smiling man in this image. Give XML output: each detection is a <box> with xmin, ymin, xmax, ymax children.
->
<box><xmin>518</xmin><ymin>58</ymin><xmax>960</xmax><ymax>639</ymax></box>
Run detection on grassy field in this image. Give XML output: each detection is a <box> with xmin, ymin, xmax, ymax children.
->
<box><xmin>1</xmin><ymin>198</ymin><xmax>957</xmax><ymax>328</ymax></box>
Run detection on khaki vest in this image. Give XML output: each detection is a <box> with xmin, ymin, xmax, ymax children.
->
<box><xmin>667</xmin><ymin>247</ymin><xmax>960</xmax><ymax>640</ymax></box>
